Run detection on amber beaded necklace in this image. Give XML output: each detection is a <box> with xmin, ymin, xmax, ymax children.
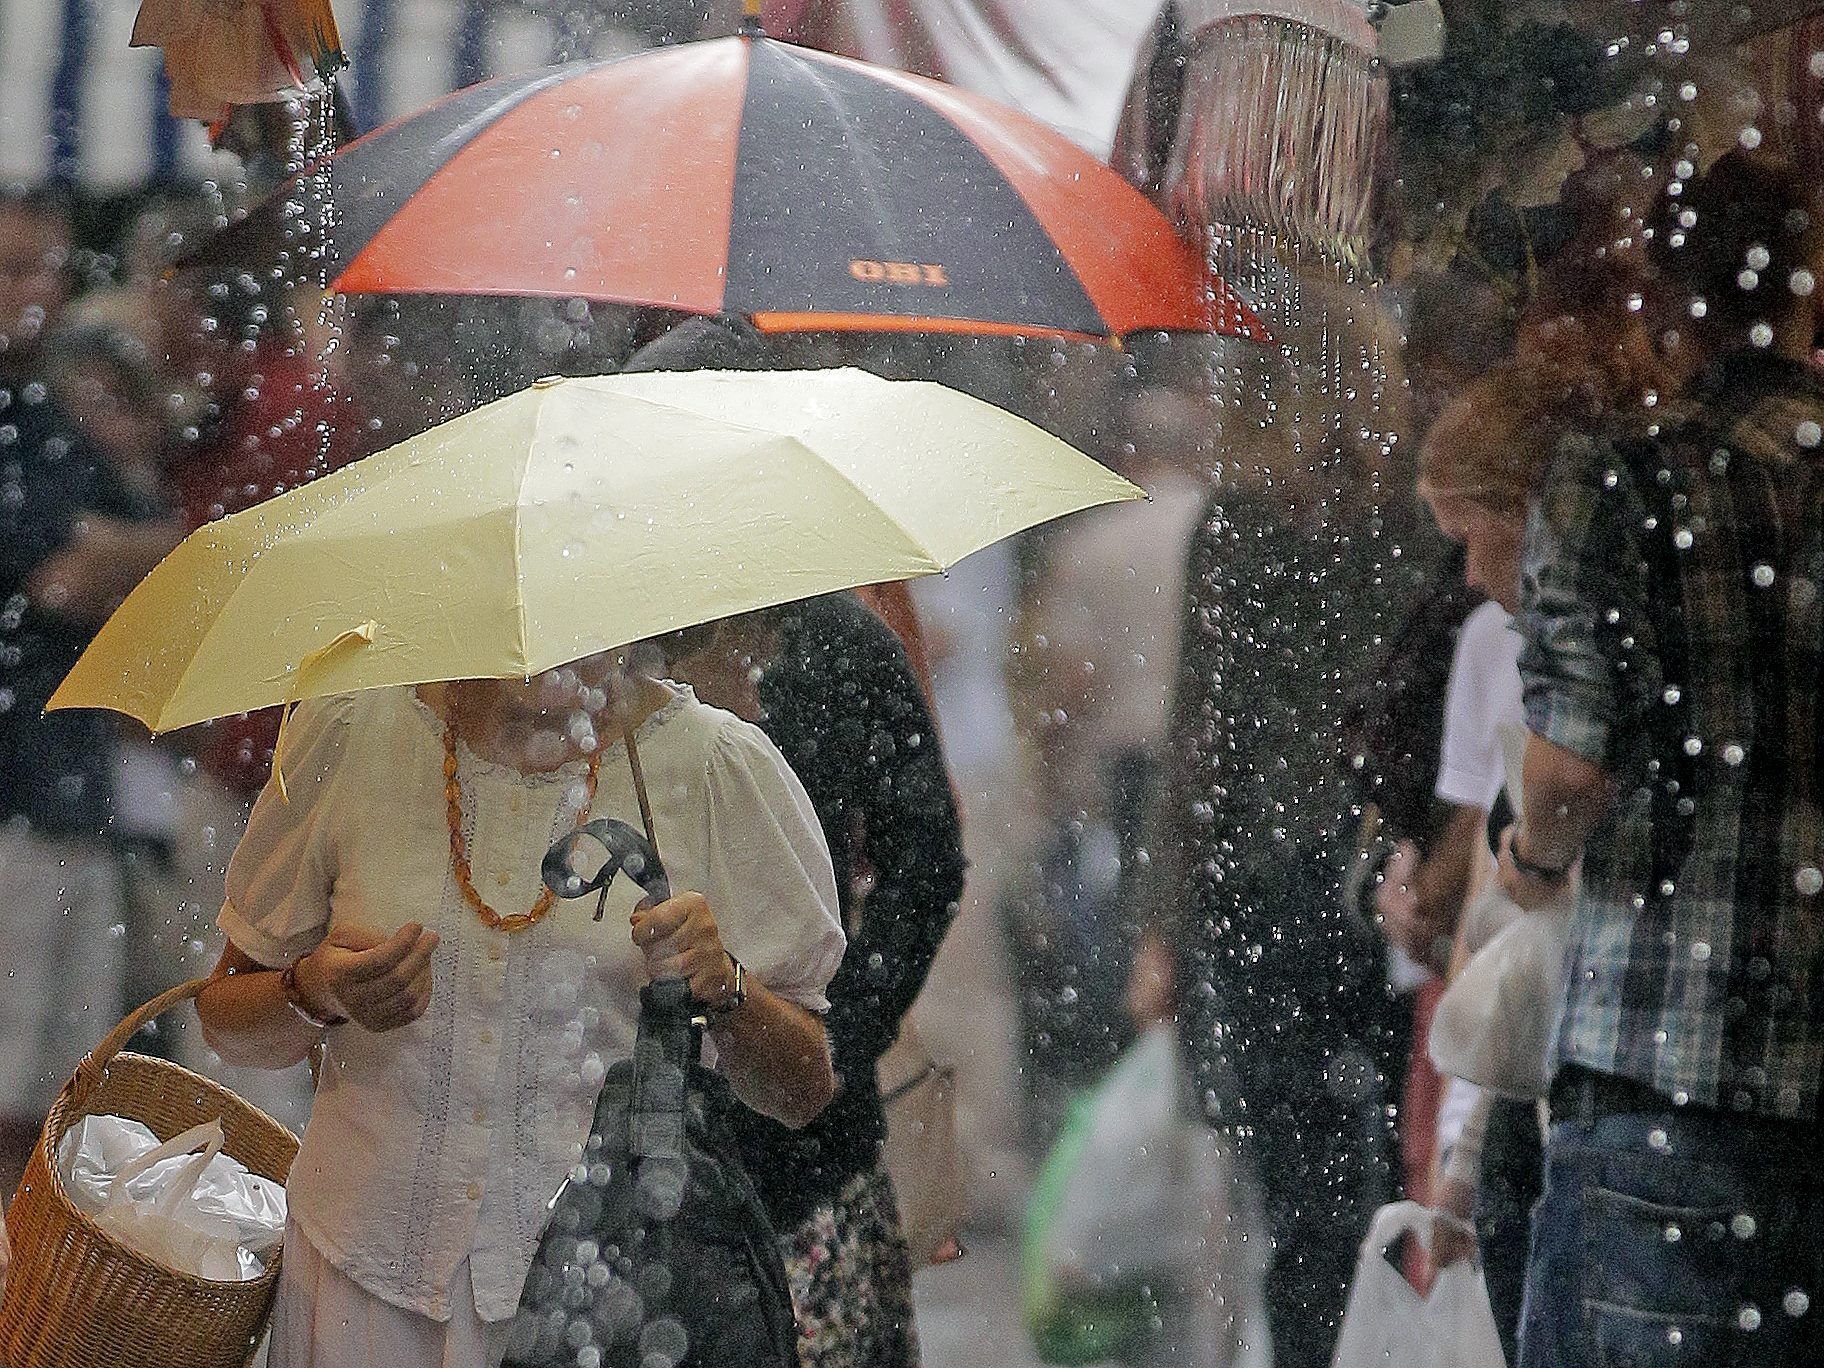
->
<box><xmin>441</xmin><ymin>712</ymin><xmax>604</xmax><ymax>933</ymax></box>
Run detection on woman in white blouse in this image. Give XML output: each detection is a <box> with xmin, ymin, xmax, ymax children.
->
<box><xmin>196</xmin><ymin>661</ymin><xmax>847</xmax><ymax>1368</ymax></box>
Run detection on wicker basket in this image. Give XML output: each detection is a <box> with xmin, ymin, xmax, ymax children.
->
<box><xmin>0</xmin><ymin>978</ymin><xmax>299</xmax><ymax>1368</ymax></box>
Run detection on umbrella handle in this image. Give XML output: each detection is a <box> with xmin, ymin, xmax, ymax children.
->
<box><xmin>542</xmin><ymin>818</ymin><xmax>672</xmax><ymax>906</ymax></box>
<box><xmin>609</xmin><ymin>667</ymin><xmax>661</xmax><ymax>859</ymax></box>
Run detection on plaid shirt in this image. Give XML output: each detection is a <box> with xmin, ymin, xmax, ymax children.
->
<box><xmin>1519</xmin><ymin>351</ymin><xmax>1824</xmax><ymax>1120</ymax></box>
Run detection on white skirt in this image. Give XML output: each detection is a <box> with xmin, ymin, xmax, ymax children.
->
<box><xmin>266</xmin><ymin>1225</ymin><xmax>512</xmax><ymax>1368</ymax></box>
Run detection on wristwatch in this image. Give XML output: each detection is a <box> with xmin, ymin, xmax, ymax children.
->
<box><xmin>711</xmin><ymin>952</ymin><xmax>748</xmax><ymax>1018</ymax></box>
<box><xmin>1510</xmin><ymin>835</ymin><xmax>1572</xmax><ymax>884</ymax></box>
<box><xmin>281</xmin><ymin>959</ymin><xmax>347</xmax><ymax>1031</ymax></box>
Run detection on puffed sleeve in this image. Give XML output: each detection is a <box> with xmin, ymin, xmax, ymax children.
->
<box><xmin>217</xmin><ymin>694</ymin><xmax>358</xmax><ymax>967</ymax></box>
<box><xmin>700</xmin><ymin>719</ymin><xmax>846</xmax><ymax>1013</ymax></box>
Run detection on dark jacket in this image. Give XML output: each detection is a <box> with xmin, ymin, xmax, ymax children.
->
<box><xmin>731</xmin><ymin>592</ymin><xmax>967</xmax><ymax>1228</ymax></box>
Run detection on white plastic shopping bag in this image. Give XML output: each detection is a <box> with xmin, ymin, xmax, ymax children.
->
<box><xmin>1331</xmin><ymin>1201</ymin><xmax>1506</xmax><ymax>1368</ymax></box>
<box><xmin>1429</xmin><ymin>889</ymin><xmax>1571</xmax><ymax>1098</ymax></box>
<box><xmin>1027</xmin><ymin>1025</ymin><xmax>1270</xmax><ymax>1368</ymax></box>
<box><xmin>59</xmin><ymin>1115</ymin><xmax>287</xmax><ymax>1282</ymax></box>
<box><xmin>1044</xmin><ymin>1026</ymin><xmax>1191</xmax><ymax>1281</ymax></box>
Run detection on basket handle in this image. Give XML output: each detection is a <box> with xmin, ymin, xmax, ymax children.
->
<box><xmin>68</xmin><ymin>977</ymin><xmax>213</xmax><ymax>1112</ymax></box>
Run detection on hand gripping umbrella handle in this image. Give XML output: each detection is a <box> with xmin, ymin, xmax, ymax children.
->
<box><xmin>542</xmin><ymin>818</ymin><xmax>672</xmax><ymax>907</ymax></box>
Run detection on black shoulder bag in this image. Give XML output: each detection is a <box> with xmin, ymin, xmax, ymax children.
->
<box><xmin>501</xmin><ymin>819</ymin><xmax>799</xmax><ymax>1368</ymax></box>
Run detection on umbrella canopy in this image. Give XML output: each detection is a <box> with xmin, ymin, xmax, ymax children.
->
<box><xmin>49</xmin><ymin>368</ymin><xmax>1143</xmax><ymax>735</ymax></box>
<box><xmin>211</xmin><ymin>33</ymin><xmax>1267</xmax><ymax>344</ymax></box>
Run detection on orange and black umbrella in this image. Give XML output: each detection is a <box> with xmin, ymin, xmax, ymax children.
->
<box><xmin>222</xmin><ymin>30</ymin><xmax>1267</xmax><ymax>345</ymax></box>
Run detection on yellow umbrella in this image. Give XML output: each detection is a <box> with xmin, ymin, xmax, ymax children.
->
<box><xmin>50</xmin><ymin>367</ymin><xmax>1142</xmax><ymax>736</ymax></box>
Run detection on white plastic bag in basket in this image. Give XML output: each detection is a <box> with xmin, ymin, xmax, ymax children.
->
<box><xmin>58</xmin><ymin>1115</ymin><xmax>287</xmax><ymax>1282</ymax></box>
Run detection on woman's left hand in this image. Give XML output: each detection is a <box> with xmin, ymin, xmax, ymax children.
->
<box><xmin>632</xmin><ymin>891</ymin><xmax>737</xmax><ymax>1009</ymax></box>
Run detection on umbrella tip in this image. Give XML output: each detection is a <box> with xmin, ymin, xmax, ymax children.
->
<box><xmin>741</xmin><ymin>0</ymin><xmax>765</xmax><ymax>36</ymax></box>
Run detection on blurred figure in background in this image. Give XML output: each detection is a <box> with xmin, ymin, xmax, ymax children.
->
<box><xmin>998</xmin><ymin>382</ymin><xmax>1209</xmax><ymax>1142</ymax></box>
<box><xmin>1153</xmin><ymin>301</ymin><xmax>1432</xmax><ymax>1367</ymax></box>
<box><xmin>44</xmin><ymin>319</ymin><xmax>192</xmax><ymax>1025</ymax></box>
<box><xmin>1413</xmin><ymin>334</ymin><xmax>1646</xmax><ymax>1357</ymax></box>
<box><xmin>0</xmin><ymin>186</ymin><xmax>179</xmax><ymax>1188</ymax></box>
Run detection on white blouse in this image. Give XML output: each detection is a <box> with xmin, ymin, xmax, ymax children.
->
<box><xmin>218</xmin><ymin>684</ymin><xmax>845</xmax><ymax>1323</ymax></box>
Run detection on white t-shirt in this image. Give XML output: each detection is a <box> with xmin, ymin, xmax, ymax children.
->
<box><xmin>219</xmin><ymin>684</ymin><xmax>845</xmax><ymax>1322</ymax></box>
<box><xmin>1434</xmin><ymin>600</ymin><xmax>1525</xmax><ymax>813</ymax></box>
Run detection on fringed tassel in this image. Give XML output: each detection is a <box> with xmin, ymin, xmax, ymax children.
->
<box><xmin>1167</xmin><ymin>15</ymin><xmax>1386</xmax><ymax>270</ymax></box>
<box><xmin>133</xmin><ymin>0</ymin><xmax>346</xmax><ymax>123</ymax></box>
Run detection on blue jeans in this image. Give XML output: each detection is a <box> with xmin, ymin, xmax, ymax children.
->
<box><xmin>1518</xmin><ymin>1093</ymin><xmax>1824</xmax><ymax>1367</ymax></box>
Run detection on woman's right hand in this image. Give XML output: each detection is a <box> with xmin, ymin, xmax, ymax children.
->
<box><xmin>295</xmin><ymin>923</ymin><xmax>439</xmax><ymax>1032</ymax></box>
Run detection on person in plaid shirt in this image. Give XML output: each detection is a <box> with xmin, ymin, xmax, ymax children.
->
<box><xmin>1503</xmin><ymin>153</ymin><xmax>1824</xmax><ymax>1367</ymax></box>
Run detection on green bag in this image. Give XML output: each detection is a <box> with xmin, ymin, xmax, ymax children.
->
<box><xmin>1020</xmin><ymin>1079</ymin><xmax>1165</xmax><ymax>1364</ymax></box>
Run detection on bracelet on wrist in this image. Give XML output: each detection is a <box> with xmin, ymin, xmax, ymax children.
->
<box><xmin>281</xmin><ymin>959</ymin><xmax>347</xmax><ymax>1031</ymax></box>
<box><xmin>709</xmin><ymin>952</ymin><xmax>748</xmax><ymax>1019</ymax></box>
<box><xmin>1510</xmin><ymin>836</ymin><xmax>1572</xmax><ymax>884</ymax></box>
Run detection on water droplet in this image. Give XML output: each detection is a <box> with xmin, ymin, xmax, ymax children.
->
<box><xmin>1798</xmin><ymin>421</ymin><xmax>1822</xmax><ymax>448</ymax></box>
<box><xmin>1753</xmin><ymin>563</ymin><xmax>1777</xmax><ymax>587</ymax></box>
<box><xmin>1796</xmin><ymin>866</ymin><xmax>1823</xmax><ymax>897</ymax></box>
<box><xmin>1691</xmin><ymin>941</ymin><xmax>1712</xmax><ymax>962</ymax></box>
<box><xmin>1791</xmin><ymin>268</ymin><xmax>1816</xmax><ymax>297</ymax></box>
<box><xmin>1751</xmin><ymin>322</ymin><xmax>1775</xmax><ymax>347</ymax></box>
<box><xmin>1673</xmin><ymin>527</ymin><xmax>1694</xmax><ymax>550</ymax></box>
<box><xmin>1684</xmin><ymin>736</ymin><xmax>1704</xmax><ymax>756</ymax></box>
<box><xmin>1746</xmin><ymin>244</ymin><xmax>1772</xmax><ymax>270</ymax></box>
<box><xmin>1663</xmin><ymin>686</ymin><xmax>1683</xmax><ymax>705</ymax></box>
<box><xmin>1722</xmin><ymin>743</ymin><xmax>1745</xmax><ymax>766</ymax></box>
<box><xmin>1664</xmin><ymin>1222</ymin><xmax>1682</xmax><ymax>1242</ymax></box>
<box><xmin>1739</xmin><ymin>1304</ymin><xmax>1763</xmax><ymax>1331</ymax></box>
<box><xmin>1732</xmin><ymin>1213</ymin><xmax>1757</xmax><ymax>1239</ymax></box>
<box><xmin>1784</xmin><ymin>1288</ymin><xmax>1811</xmax><ymax>1317</ymax></box>
<box><xmin>1649</xmin><ymin>1127</ymin><xmax>1671</xmax><ymax>1152</ymax></box>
